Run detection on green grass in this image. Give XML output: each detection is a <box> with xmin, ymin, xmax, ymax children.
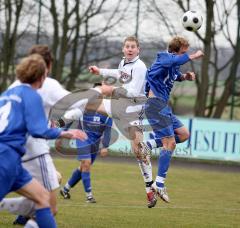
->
<box><xmin>1</xmin><ymin>158</ymin><xmax>240</xmax><ymax>227</ymax></box>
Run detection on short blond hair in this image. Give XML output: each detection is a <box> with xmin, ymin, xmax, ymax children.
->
<box><xmin>123</xmin><ymin>36</ymin><xmax>140</xmax><ymax>47</ymax></box>
<box><xmin>16</xmin><ymin>54</ymin><xmax>46</xmax><ymax>84</ymax></box>
<box><xmin>168</xmin><ymin>36</ymin><xmax>189</xmax><ymax>53</ymax></box>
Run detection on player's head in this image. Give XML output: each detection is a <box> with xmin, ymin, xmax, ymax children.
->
<box><xmin>28</xmin><ymin>45</ymin><xmax>53</xmax><ymax>74</ymax></box>
<box><xmin>93</xmin><ymin>82</ymin><xmax>102</xmax><ymax>88</ymax></box>
<box><xmin>122</xmin><ymin>36</ymin><xmax>140</xmax><ymax>62</ymax></box>
<box><xmin>168</xmin><ymin>36</ymin><xmax>189</xmax><ymax>55</ymax></box>
<box><xmin>16</xmin><ymin>54</ymin><xmax>47</xmax><ymax>88</ymax></box>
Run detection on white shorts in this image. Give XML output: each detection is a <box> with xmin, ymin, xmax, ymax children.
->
<box><xmin>103</xmin><ymin>99</ymin><xmax>112</xmax><ymax>116</ymax></box>
<box><xmin>103</xmin><ymin>98</ymin><xmax>143</xmax><ymax>124</ymax></box>
<box><xmin>22</xmin><ymin>154</ymin><xmax>59</xmax><ymax>191</ymax></box>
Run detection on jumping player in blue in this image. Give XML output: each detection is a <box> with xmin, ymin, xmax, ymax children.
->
<box><xmin>140</xmin><ymin>36</ymin><xmax>204</xmax><ymax>203</ymax></box>
<box><xmin>57</xmin><ymin>84</ymin><xmax>112</xmax><ymax>203</ymax></box>
<box><xmin>0</xmin><ymin>54</ymin><xmax>86</xmax><ymax>228</ymax></box>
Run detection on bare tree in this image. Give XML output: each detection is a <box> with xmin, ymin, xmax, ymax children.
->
<box><xmin>213</xmin><ymin>0</ymin><xmax>240</xmax><ymax>118</ymax></box>
<box><xmin>43</xmin><ymin>0</ymin><xmax>131</xmax><ymax>89</ymax></box>
<box><xmin>150</xmin><ymin>0</ymin><xmax>240</xmax><ymax>119</ymax></box>
<box><xmin>0</xmin><ymin>0</ymin><xmax>23</xmax><ymax>92</ymax></box>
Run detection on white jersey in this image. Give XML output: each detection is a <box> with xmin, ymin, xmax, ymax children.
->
<box><xmin>99</xmin><ymin>56</ymin><xmax>147</xmax><ymax>126</ymax></box>
<box><xmin>99</xmin><ymin>56</ymin><xmax>147</xmax><ymax>98</ymax></box>
<box><xmin>9</xmin><ymin>77</ymin><xmax>70</xmax><ymax>161</ymax></box>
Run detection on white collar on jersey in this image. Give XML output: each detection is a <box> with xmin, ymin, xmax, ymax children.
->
<box><xmin>123</xmin><ymin>55</ymin><xmax>139</xmax><ymax>65</ymax></box>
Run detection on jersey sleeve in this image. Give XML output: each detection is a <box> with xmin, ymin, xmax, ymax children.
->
<box><xmin>40</xmin><ymin>78</ymin><xmax>70</xmax><ymax>107</ymax></box>
<box><xmin>99</xmin><ymin>68</ymin><xmax>120</xmax><ymax>79</ymax></box>
<box><xmin>23</xmin><ymin>89</ymin><xmax>61</xmax><ymax>139</ymax></box>
<box><xmin>172</xmin><ymin>53</ymin><xmax>190</xmax><ymax>65</ymax></box>
<box><xmin>174</xmin><ymin>66</ymin><xmax>183</xmax><ymax>81</ymax></box>
<box><xmin>144</xmin><ymin>81</ymin><xmax>150</xmax><ymax>97</ymax></box>
<box><xmin>101</xmin><ymin>117</ymin><xmax>112</xmax><ymax>148</ymax></box>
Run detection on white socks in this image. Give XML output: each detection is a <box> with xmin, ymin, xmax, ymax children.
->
<box><xmin>138</xmin><ymin>160</ymin><xmax>153</xmax><ymax>193</ymax></box>
<box><xmin>0</xmin><ymin>197</ymin><xmax>35</xmax><ymax>217</ymax></box>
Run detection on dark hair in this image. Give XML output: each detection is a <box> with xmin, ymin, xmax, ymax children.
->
<box><xmin>168</xmin><ymin>36</ymin><xmax>189</xmax><ymax>53</ymax></box>
<box><xmin>28</xmin><ymin>45</ymin><xmax>53</xmax><ymax>69</ymax></box>
<box><xmin>16</xmin><ymin>54</ymin><xmax>46</xmax><ymax>84</ymax></box>
<box><xmin>93</xmin><ymin>82</ymin><xmax>102</xmax><ymax>88</ymax></box>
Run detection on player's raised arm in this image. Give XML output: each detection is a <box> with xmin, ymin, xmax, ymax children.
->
<box><xmin>89</xmin><ymin>65</ymin><xmax>120</xmax><ymax>79</ymax></box>
<box><xmin>89</xmin><ymin>65</ymin><xmax>100</xmax><ymax>75</ymax></box>
<box><xmin>189</xmin><ymin>50</ymin><xmax>204</xmax><ymax>60</ymax></box>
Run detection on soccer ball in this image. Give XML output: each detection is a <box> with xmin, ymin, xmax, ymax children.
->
<box><xmin>182</xmin><ymin>11</ymin><xmax>203</xmax><ymax>32</ymax></box>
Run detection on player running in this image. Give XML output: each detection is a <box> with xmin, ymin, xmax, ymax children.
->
<box><xmin>58</xmin><ymin>84</ymin><xmax>112</xmax><ymax>203</ymax></box>
<box><xmin>0</xmin><ymin>54</ymin><xmax>86</xmax><ymax>228</ymax></box>
<box><xmin>0</xmin><ymin>45</ymin><xmax>74</xmax><ymax>226</ymax></box>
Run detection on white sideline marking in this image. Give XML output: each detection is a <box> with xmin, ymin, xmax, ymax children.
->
<box><xmin>58</xmin><ymin>202</ymin><xmax>240</xmax><ymax>211</ymax></box>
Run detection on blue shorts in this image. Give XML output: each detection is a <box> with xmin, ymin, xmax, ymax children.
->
<box><xmin>0</xmin><ymin>145</ymin><xmax>32</xmax><ymax>201</ymax></box>
<box><xmin>76</xmin><ymin>138</ymin><xmax>100</xmax><ymax>163</ymax></box>
<box><xmin>145</xmin><ymin>97</ymin><xmax>183</xmax><ymax>139</ymax></box>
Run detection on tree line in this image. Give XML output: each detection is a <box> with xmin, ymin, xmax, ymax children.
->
<box><xmin>0</xmin><ymin>0</ymin><xmax>239</xmax><ymax>119</ymax></box>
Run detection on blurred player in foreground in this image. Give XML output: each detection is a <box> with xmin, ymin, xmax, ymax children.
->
<box><xmin>0</xmin><ymin>54</ymin><xmax>86</xmax><ymax>228</ymax></box>
<box><xmin>58</xmin><ymin>84</ymin><xmax>112</xmax><ymax>203</ymax></box>
<box><xmin>89</xmin><ymin>36</ymin><xmax>157</xmax><ymax>208</ymax></box>
<box><xmin>141</xmin><ymin>36</ymin><xmax>204</xmax><ymax>203</ymax></box>
<box><xmin>0</xmin><ymin>45</ymin><xmax>74</xmax><ymax>227</ymax></box>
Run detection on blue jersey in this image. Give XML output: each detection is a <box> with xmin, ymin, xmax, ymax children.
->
<box><xmin>78</xmin><ymin>111</ymin><xmax>112</xmax><ymax>148</ymax></box>
<box><xmin>0</xmin><ymin>84</ymin><xmax>61</xmax><ymax>156</ymax></box>
<box><xmin>75</xmin><ymin>111</ymin><xmax>112</xmax><ymax>161</ymax></box>
<box><xmin>146</xmin><ymin>51</ymin><xmax>190</xmax><ymax>102</ymax></box>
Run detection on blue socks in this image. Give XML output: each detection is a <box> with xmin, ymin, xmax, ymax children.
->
<box><xmin>67</xmin><ymin>169</ymin><xmax>82</xmax><ymax>188</ymax></box>
<box><xmin>65</xmin><ymin>169</ymin><xmax>91</xmax><ymax>194</ymax></box>
<box><xmin>82</xmin><ymin>171</ymin><xmax>91</xmax><ymax>193</ymax></box>
<box><xmin>35</xmin><ymin>207</ymin><xmax>56</xmax><ymax>228</ymax></box>
<box><xmin>156</xmin><ymin>149</ymin><xmax>172</xmax><ymax>188</ymax></box>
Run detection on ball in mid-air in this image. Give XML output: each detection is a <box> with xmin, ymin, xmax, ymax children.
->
<box><xmin>182</xmin><ymin>11</ymin><xmax>203</xmax><ymax>32</ymax></box>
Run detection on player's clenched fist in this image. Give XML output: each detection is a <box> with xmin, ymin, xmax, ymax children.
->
<box><xmin>89</xmin><ymin>66</ymin><xmax>100</xmax><ymax>75</ymax></box>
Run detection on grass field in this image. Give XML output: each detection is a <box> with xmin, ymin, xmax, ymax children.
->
<box><xmin>1</xmin><ymin>157</ymin><xmax>240</xmax><ymax>228</ymax></box>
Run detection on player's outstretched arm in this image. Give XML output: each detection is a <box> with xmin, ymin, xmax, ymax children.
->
<box><xmin>189</xmin><ymin>50</ymin><xmax>204</xmax><ymax>60</ymax></box>
<box><xmin>60</xmin><ymin>129</ymin><xmax>87</xmax><ymax>140</ymax></box>
<box><xmin>89</xmin><ymin>66</ymin><xmax>100</xmax><ymax>75</ymax></box>
<box><xmin>89</xmin><ymin>65</ymin><xmax>119</xmax><ymax>79</ymax></box>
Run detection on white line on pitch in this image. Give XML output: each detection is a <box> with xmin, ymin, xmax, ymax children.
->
<box><xmin>58</xmin><ymin>203</ymin><xmax>240</xmax><ymax>211</ymax></box>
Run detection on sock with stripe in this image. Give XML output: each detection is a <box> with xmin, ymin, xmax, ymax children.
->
<box><xmin>156</xmin><ymin>149</ymin><xmax>172</xmax><ymax>188</ymax></box>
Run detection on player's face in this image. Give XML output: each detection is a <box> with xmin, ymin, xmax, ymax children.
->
<box><xmin>177</xmin><ymin>46</ymin><xmax>189</xmax><ymax>55</ymax></box>
<box><xmin>122</xmin><ymin>41</ymin><xmax>140</xmax><ymax>61</ymax></box>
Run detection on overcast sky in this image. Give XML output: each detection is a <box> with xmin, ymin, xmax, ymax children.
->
<box><xmin>100</xmin><ymin>0</ymin><xmax>238</xmax><ymax>48</ymax></box>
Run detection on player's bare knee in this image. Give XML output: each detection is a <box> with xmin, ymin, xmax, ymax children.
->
<box><xmin>51</xmin><ymin>206</ymin><xmax>58</xmax><ymax>216</ymax></box>
<box><xmin>34</xmin><ymin>189</ymin><xmax>50</xmax><ymax>208</ymax></box>
<box><xmin>171</xmin><ymin>143</ymin><xmax>176</xmax><ymax>150</ymax></box>
<box><xmin>162</xmin><ymin>138</ymin><xmax>176</xmax><ymax>150</ymax></box>
<box><xmin>183</xmin><ymin>131</ymin><xmax>190</xmax><ymax>141</ymax></box>
<box><xmin>133</xmin><ymin>147</ymin><xmax>141</xmax><ymax>160</ymax></box>
<box><xmin>81</xmin><ymin>160</ymin><xmax>91</xmax><ymax>172</ymax></box>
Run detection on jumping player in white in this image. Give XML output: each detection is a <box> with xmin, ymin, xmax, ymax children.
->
<box><xmin>89</xmin><ymin>36</ymin><xmax>157</xmax><ymax>208</ymax></box>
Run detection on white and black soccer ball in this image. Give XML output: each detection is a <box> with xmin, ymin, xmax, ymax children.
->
<box><xmin>182</xmin><ymin>11</ymin><xmax>203</xmax><ymax>32</ymax></box>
